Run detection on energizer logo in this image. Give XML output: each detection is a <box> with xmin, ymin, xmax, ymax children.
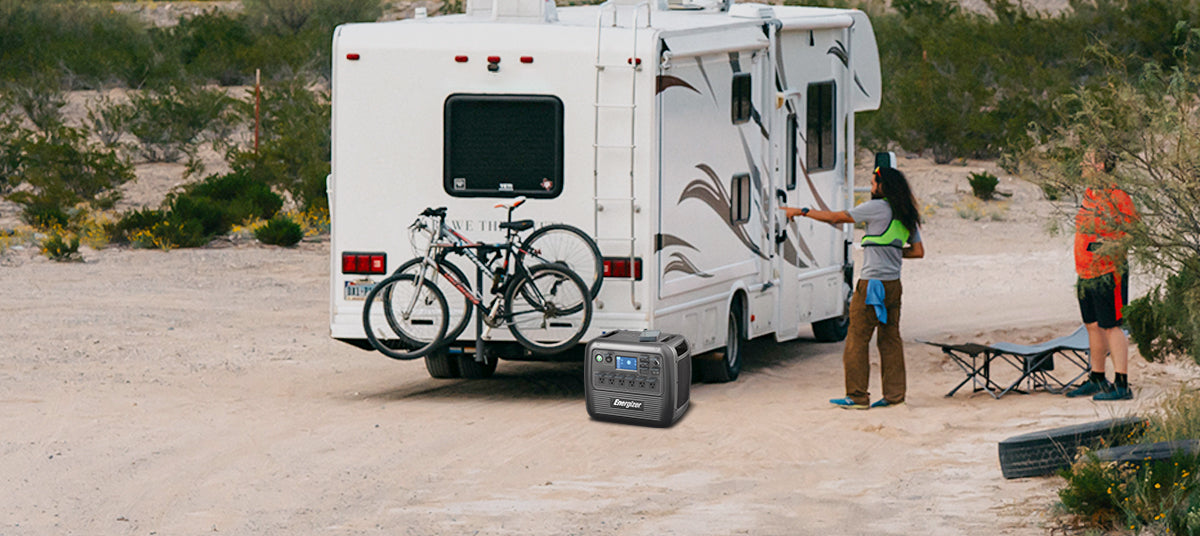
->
<box><xmin>611</xmin><ymin>398</ymin><xmax>644</xmax><ymax>411</ymax></box>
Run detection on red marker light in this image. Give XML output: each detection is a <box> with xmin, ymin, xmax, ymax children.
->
<box><xmin>346</xmin><ymin>53</ymin><xmax>360</xmax><ymax>60</ymax></box>
<box><xmin>520</xmin><ymin>56</ymin><xmax>534</xmax><ymax>64</ymax></box>
<box><xmin>487</xmin><ymin>56</ymin><xmax>501</xmax><ymax>63</ymax></box>
<box><xmin>455</xmin><ymin>55</ymin><xmax>469</xmax><ymax>63</ymax></box>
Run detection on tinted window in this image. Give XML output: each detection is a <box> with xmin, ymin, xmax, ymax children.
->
<box><xmin>730</xmin><ymin>173</ymin><xmax>751</xmax><ymax>223</ymax></box>
<box><xmin>731</xmin><ymin>73</ymin><xmax>752</xmax><ymax>124</ymax></box>
<box><xmin>444</xmin><ymin>94</ymin><xmax>563</xmax><ymax>198</ymax></box>
<box><xmin>786</xmin><ymin>112</ymin><xmax>798</xmax><ymax>190</ymax></box>
<box><xmin>806</xmin><ymin>82</ymin><xmax>835</xmax><ymax>172</ymax></box>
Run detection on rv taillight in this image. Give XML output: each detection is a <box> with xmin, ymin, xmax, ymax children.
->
<box><xmin>346</xmin><ymin>53</ymin><xmax>361</xmax><ymax>61</ymax></box>
<box><xmin>455</xmin><ymin>55</ymin><xmax>469</xmax><ymax>63</ymax></box>
<box><xmin>628</xmin><ymin>57</ymin><xmax>642</xmax><ymax>66</ymax></box>
<box><xmin>603</xmin><ymin>257</ymin><xmax>643</xmax><ymax>280</ymax></box>
<box><xmin>342</xmin><ymin>252</ymin><xmax>387</xmax><ymax>275</ymax></box>
<box><xmin>520</xmin><ymin>56</ymin><xmax>534</xmax><ymax>64</ymax></box>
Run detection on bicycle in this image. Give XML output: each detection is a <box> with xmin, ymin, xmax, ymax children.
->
<box><xmin>362</xmin><ymin>198</ymin><xmax>594</xmax><ymax>360</ymax></box>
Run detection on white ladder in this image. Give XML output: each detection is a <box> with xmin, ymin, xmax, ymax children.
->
<box><xmin>592</xmin><ymin>1</ymin><xmax>650</xmax><ymax>310</ymax></box>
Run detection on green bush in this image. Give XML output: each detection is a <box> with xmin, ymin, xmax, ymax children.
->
<box><xmin>1126</xmin><ymin>260</ymin><xmax>1200</xmax><ymax>364</ymax></box>
<box><xmin>113</xmin><ymin>171</ymin><xmax>283</xmax><ymax>249</ymax></box>
<box><xmin>40</xmin><ymin>229</ymin><xmax>80</xmax><ymax>262</ymax></box>
<box><xmin>1</xmin><ymin>124</ymin><xmax>133</xmax><ymax>216</ymax></box>
<box><xmin>185</xmin><ymin>170</ymin><xmax>283</xmax><ymax>222</ymax></box>
<box><xmin>21</xmin><ymin>201</ymin><xmax>68</xmax><ymax>229</ymax></box>
<box><xmin>255</xmin><ymin>217</ymin><xmax>303</xmax><ymax>247</ymax></box>
<box><xmin>108</xmin><ymin>207</ymin><xmax>166</xmax><ymax>245</ymax></box>
<box><xmin>967</xmin><ymin>171</ymin><xmax>999</xmax><ymax>200</ymax></box>
<box><xmin>122</xmin><ymin>84</ymin><xmax>236</xmax><ymax>163</ymax></box>
<box><xmin>229</xmin><ymin>81</ymin><xmax>330</xmax><ymax>210</ymax></box>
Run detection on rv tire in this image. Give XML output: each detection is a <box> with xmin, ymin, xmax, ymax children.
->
<box><xmin>699</xmin><ymin>304</ymin><xmax>744</xmax><ymax>383</ymax></box>
<box><xmin>457</xmin><ymin>353</ymin><xmax>497</xmax><ymax>379</ymax></box>
<box><xmin>424</xmin><ymin>350</ymin><xmax>460</xmax><ymax>378</ymax></box>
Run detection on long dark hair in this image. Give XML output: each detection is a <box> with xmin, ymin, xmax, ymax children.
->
<box><xmin>876</xmin><ymin>167</ymin><xmax>921</xmax><ymax>232</ymax></box>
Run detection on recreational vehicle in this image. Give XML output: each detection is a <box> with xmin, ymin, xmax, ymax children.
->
<box><xmin>328</xmin><ymin>0</ymin><xmax>883</xmax><ymax>381</ymax></box>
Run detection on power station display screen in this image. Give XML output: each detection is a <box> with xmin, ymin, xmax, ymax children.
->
<box><xmin>616</xmin><ymin>356</ymin><xmax>638</xmax><ymax>371</ymax></box>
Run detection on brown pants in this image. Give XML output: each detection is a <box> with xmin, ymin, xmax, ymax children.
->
<box><xmin>843</xmin><ymin>279</ymin><xmax>906</xmax><ymax>405</ymax></box>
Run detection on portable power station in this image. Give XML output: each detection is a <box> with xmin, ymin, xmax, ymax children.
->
<box><xmin>585</xmin><ymin>330</ymin><xmax>691</xmax><ymax>427</ymax></box>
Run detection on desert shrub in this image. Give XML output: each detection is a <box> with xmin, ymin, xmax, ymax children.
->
<box><xmin>20</xmin><ymin>201</ymin><xmax>68</xmax><ymax>229</ymax></box>
<box><xmin>1126</xmin><ymin>261</ymin><xmax>1200</xmax><ymax>364</ymax></box>
<box><xmin>121</xmin><ymin>84</ymin><xmax>236</xmax><ymax>163</ymax></box>
<box><xmin>40</xmin><ymin>227</ymin><xmax>80</xmax><ymax>262</ymax></box>
<box><xmin>1058</xmin><ymin>391</ymin><xmax>1200</xmax><ymax>534</ymax></box>
<box><xmin>255</xmin><ymin>216</ymin><xmax>303</xmax><ymax>247</ymax></box>
<box><xmin>84</xmin><ymin>95</ymin><xmax>134</xmax><ymax>149</ymax></box>
<box><xmin>171</xmin><ymin>9</ymin><xmax>258</xmax><ymax>86</ymax></box>
<box><xmin>968</xmin><ymin>171</ymin><xmax>999</xmax><ymax>200</ymax></box>
<box><xmin>0</xmin><ymin>1</ymin><xmax>156</xmax><ymax>89</ymax></box>
<box><xmin>229</xmin><ymin>81</ymin><xmax>330</xmax><ymax>210</ymax></box>
<box><xmin>1</xmin><ymin>124</ymin><xmax>133</xmax><ymax>214</ymax></box>
<box><xmin>108</xmin><ymin>208</ymin><xmax>166</xmax><ymax>245</ymax></box>
<box><xmin>113</xmin><ymin>171</ymin><xmax>283</xmax><ymax>249</ymax></box>
<box><xmin>185</xmin><ymin>170</ymin><xmax>283</xmax><ymax>223</ymax></box>
<box><xmin>243</xmin><ymin>0</ymin><xmax>382</xmax><ymax>79</ymax></box>
<box><xmin>1060</xmin><ymin>454</ymin><xmax>1200</xmax><ymax>534</ymax></box>
<box><xmin>2</xmin><ymin>76</ymin><xmax>67</xmax><ymax>132</ymax></box>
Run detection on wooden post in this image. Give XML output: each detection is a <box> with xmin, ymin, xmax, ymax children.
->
<box><xmin>254</xmin><ymin>68</ymin><xmax>261</xmax><ymax>154</ymax></box>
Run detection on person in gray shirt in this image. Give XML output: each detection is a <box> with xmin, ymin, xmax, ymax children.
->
<box><xmin>782</xmin><ymin>167</ymin><xmax>924</xmax><ymax>409</ymax></box>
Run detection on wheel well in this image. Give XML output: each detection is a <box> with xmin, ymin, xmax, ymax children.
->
<box><xmin>730</xmin><ymin>289</ymin><xmax>748</xmax><ymax>334</ymax></box>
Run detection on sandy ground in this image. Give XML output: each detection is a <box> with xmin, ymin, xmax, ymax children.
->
<box><xmin>3</xmin><ymin>154</ymin><xmax>1198</xmax><ymax>535</ymax></box>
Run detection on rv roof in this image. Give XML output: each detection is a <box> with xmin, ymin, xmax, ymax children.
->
<box><xmin>359</xmin><ymin>3</ymin><xmax>858</xmax><ymax>32</ymax></box>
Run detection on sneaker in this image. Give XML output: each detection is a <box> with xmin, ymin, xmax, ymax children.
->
<box><xmin>829</xmin><ymin>397</ymin><xmax>869</xmax><ymax>410</ymax></box>
<box><xmin>1093</xmin><ymin>386</ymin><xmax>1133</xmax><ymax>401</ymax></box>
<box><xmin>1066</xmin><ymin>379</ymin><xmax>1113</xmax><ymax>398</ymax></box>
<box><xmin>870</xmin><ymin>399</ymin><xmax>904</xmax><ymax>409</ymax></box>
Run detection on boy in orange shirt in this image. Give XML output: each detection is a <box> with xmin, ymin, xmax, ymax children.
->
<box><xmin>1067</xmin><ymin>151</ymin><xmax>1139</xmax><ymax>401</ymax></box>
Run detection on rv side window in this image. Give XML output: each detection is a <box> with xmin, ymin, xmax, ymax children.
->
<box><xmin>806</xmin><ymin>81</ymin><xmax>835</xmax><ymax>172</ymax></box>
<box><xmin>731</xmin><ymin>73</ymin><xmax>752</xmax><ymax>124</ymax></box>
<box><xmin>444</xmin><ymin>94</ymin><xmax>564</xmax><ymax>198</ymax></box>
<box><xmin>730</xmin><ymin>173</ymin><xmax>751</xmax><ymax>223</ymax></box>
<box><xmin>786</xmin><ymin>112</ymin><xmax>798</xmax><ymax>190</ymax></box>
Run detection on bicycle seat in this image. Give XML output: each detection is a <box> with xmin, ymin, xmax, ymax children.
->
<box><xmin>500</xmin><ymin>219</ymin><xmax>534</xmax><ymax>232</ymax></box>
<box><xmin>493</xmin><ymin>196</ymin><xmax>527</xmax><ymax>210</ymax></box>
<box><xmin>422</xmin><ymin>207</ymin><xmax>447</xmax><ymax>217</ymax></box>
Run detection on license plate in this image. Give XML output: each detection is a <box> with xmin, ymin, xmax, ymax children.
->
<box><xmin>344</xmin><ymin>279</ymin><xmax>376</xmax><ymax>301</ymax></box>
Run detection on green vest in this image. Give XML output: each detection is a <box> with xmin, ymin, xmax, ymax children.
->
<box><xmin>861</xmin><ymin>219</ymin><xmax>911</xmax><ymax>249</ymax></box>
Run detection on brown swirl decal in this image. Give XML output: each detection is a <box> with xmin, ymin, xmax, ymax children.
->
<box><xmin>656</xmin><ymin>75</ymin><xmax>699</xmax><ymax>95</ymax></box>
<box><xmin>678</xmin><ymin>164</ymin><xmax>765</xmax><ymax>259</ymax></box>
<box><xmin>664</xmin><ymin>252</ymin><xmax>713</xmax><ymax>278</ymax></box>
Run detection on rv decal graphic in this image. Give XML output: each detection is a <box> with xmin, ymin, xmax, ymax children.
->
<box><xmin>664</xmin><ymin>251</ymin><xmax>714</xmax><ymax>278</ymax></box>
<box><xmin>828</xmin><ymin>40</ymin><xmax>870</xmax><ymax>99</ymax></box>
<box><xmin>656</xmin><ymin>75</ymin><xmax>700</xmax><ymax>95</ymax></box>
<box><xmin>679</xmin><ymin>164</ymin><xmax>765</xmax><ymax>260</ymax></box>
<box><xmin>694</xmin><ymin>58</ymin><xmax>719</xmax><ymax>107</ymax></box>
<box><xmin>654</xmin><ymin>233</ymin><xmax>698</xmax><ymax>253</ymax></box>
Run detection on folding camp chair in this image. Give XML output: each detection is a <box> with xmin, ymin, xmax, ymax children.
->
<box><xmin>922</xmin><ymin>325</ymin><xmax>1092</xmax><ymax>399</ymax></box>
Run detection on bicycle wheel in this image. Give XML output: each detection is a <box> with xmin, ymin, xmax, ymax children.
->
<box><xmin>362</xmin><ymin>273</ymin><xmax>448</xmax><ymax>360</ymax></box>
<box><xmin>521</xmin><ymin>224</ymin><xmax>603</xmax><ymax>299</ymax></box>
<box><xmin>504</xmin><ymin>263</ymin><xmax>593</xmax><ymax>354</ymax></box>
<box><xmin>394</xmin><ymin>257</ymin><xmax>472</xmax><ymax>345</ymax></box>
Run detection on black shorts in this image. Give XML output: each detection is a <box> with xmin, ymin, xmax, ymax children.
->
<box><xmin>1077</xmin><ymin>272</ymin><xmax>1128</xmax><ymax>329</ymax></box>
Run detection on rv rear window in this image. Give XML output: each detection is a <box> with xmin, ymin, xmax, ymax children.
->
<box><xmin>444</xmin><ymin>94</ymin><xmax>564</xmax><ymax>198</ymax></box>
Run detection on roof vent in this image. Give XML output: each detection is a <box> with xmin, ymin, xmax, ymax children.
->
<box><xmin>728</xmin><ymin>2</ymin><xmax>774</xmax><ymax>18</ymax></box>
<box><xmin>666</xmin><ymin>0</ymin><xmax>730</xmax><ymax>12</ymax></box>
<box><xmin>467</xmin><ymin>0</ymin><xmax>558</xmax><ymax>22</ymax></box>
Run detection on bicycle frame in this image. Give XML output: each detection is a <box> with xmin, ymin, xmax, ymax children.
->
<box><xmin>401</xmin><ymin>205</ymin><xmax>540</xmax><ymax>325</ymax></box>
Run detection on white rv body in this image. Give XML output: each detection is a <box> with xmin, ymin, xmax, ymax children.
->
<box><xmin>329</xmin><ymin>1</ymin><xmax>882</xmax><ymax>368</ymax></box>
